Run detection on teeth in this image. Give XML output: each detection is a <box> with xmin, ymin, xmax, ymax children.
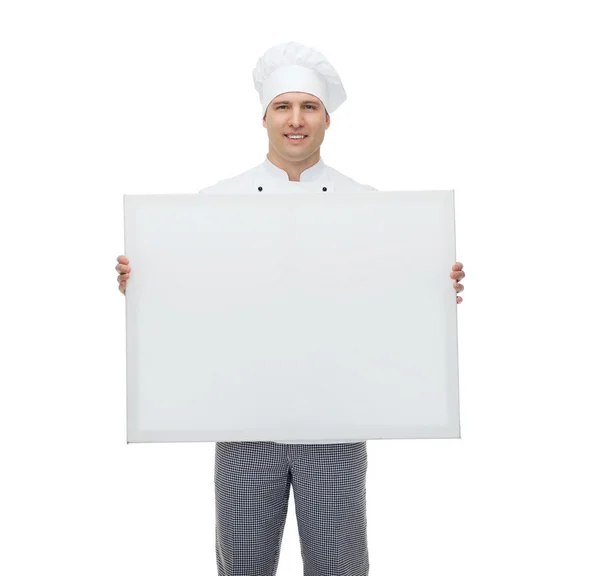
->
<box><xmin>287</xmin><ymin>135</ymin><xmax>305</xmax><ymax>139</ymax></box>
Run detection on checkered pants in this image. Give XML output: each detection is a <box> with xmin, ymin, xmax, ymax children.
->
<box><xmin>214</xmin><ymin>441</ymin><xmax>369</xmax><ymax>576</ymax></box>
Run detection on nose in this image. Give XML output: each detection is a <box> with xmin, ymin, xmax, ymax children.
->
<box><xmin>288</xmin><ymin>105</ymin><xmax>304</xmax><ymax>128</ymax></box>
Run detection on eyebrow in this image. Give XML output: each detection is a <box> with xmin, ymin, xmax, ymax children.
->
<box><xmin>272</xmin><ymin>100</ymin><xmax>321</xmax><ymax>106</ymax></box>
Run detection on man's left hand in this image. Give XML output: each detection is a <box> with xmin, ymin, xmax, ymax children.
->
<box><xmin>451</xmin><ymin>262</ymin><xmax>465</xmax><ymax>304</ymax></box>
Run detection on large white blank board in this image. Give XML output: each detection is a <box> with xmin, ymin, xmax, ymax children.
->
<box><xmin>124</xmin><ymin>190</ymin><xmax>459</xmax><ymax>443</ymax></box>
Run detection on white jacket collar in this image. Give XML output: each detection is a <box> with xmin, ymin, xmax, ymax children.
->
<box><xmin>263</xmin><ymin>155</ymin><xmax>327</xmax><ymax>182</ymax></box>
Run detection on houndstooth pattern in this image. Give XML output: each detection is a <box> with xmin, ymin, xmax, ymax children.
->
<box><xmin>215</xmin><ymin>441</ymin><xmax>369</xmax><ymax>576</ymax></box>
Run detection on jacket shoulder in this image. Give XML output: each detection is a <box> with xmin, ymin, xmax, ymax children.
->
<box><xmin>326</xmin><ymin>166</ymin><xmax>378</xmax><ymax>192</ymax></box>
<box><xmin>198</xmin><ymin>165</ymin><xmax>258</xmax><ymax>194</ymax></box>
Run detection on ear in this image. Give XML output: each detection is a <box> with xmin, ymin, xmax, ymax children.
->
<box><xmin>325</xmin><ymin>111</ymin><xmax>331</xmax><ymax>130</ymax></box>
<box><xmin>262</xmin><ymin>111</ymin><xmax>267</xmax><ymax>128</ymax></box>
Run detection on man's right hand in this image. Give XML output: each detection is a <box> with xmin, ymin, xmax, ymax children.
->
<box><xmin>116</xmin><ymin>255</ymin><xmax>131</xmax><ymax>295</ymax></box>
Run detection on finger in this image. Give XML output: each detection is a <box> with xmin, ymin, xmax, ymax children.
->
<box><xmin>456</xmin><ymin>296</ymin><xmax>463</xmax><ymax>304</ymax></box>
<box><xmin>115</xmin><ymin>264</ymin><xmax>131</xmax><ymax>274</ymax></box>
<box><xmin>454</xmin><ymin>283</ymin><xmax>464</xmax><ymax>293</ymax></box>
<box><xmin>452</xmin><ymin>262</ymin><xmax>463</xmax><ymax>270</ymax></box>
<box><xmin>117</xmin><ymin>274</ymin><xmax>130</xmax><ymax>283</ymax></box>
<box><xmin>119</xmin><ymin>283</ymin><xmax>126</xmax><ymax>295</ymax></box>
<box><xmin>117</xmin><ymin>255</ymin><xmax>129</xmax><ymax>264</ymax></box>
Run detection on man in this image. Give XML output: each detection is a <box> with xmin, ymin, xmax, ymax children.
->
<box><xmin>116</xmin><ymin>41</ymin><xmax>466</xmax><ymax>576</ymax></box>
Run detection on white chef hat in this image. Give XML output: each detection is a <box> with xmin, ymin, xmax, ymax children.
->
<box><xmin>253</xmin><ymin>41</ymin><xmax>347</xmax><ymax>117</ymax></box>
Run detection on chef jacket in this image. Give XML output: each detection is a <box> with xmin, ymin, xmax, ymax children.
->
<box><xmin>200</xmin><ymin>156</ymin><xmax>377</xmax><ymax>444</ymax></box>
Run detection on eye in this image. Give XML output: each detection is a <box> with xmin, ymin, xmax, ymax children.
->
<box><xmin>275</xmin><ymin>104</ymin><xmax>316</xmax><ymax>110</ymax></box>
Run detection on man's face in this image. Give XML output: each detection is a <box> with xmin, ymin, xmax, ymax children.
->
<box><xmin>262</xmin><ymin>91</ymin><xmax>330</xmax><ymax>162</ymax></box>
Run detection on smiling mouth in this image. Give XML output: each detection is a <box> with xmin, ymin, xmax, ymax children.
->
<box><xmin>285</xmin><ymin>135</ymin><xmax>308</xmax><ymax>141</ymax></box>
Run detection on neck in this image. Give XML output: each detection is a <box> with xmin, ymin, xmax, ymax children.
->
<box><xmin>267</xmin><ymin>144</ymin><xmax>321</xmax><ymax>182</ymax></box>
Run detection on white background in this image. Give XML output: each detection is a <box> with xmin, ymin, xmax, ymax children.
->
<box><xmin>1</xmin><ymin>0</ymin><xmax>598</xmax><ymax>574</ymax></box>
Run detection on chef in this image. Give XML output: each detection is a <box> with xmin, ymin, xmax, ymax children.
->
<box><xmin>115</xmin><ymin>41</ymin><xmax>466</xmax><ymax>576</ymax></box>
